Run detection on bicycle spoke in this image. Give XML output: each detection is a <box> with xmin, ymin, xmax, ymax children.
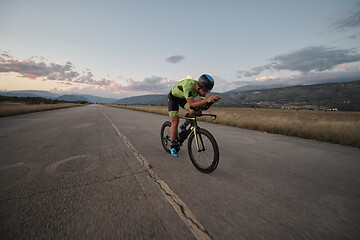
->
<box><xmin>190</xmin><ymin>133</ymin><xmax>215</xmax><ymax>168</ymax></box>
<box><xmin>161</xmin><ymin>121</ymin><xmax>173</xmax><ymax>154</ymax></box>
<box><xmin>164</xmin><ymin>128</ymin><xmax>170</xmax><ymax>146</ymax></box>
<box><xmin>165</xmin><ymin>131</ymin><xmax>170</xmax><ymax>146</ymax></box>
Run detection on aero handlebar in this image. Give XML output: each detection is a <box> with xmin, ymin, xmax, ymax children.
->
<box><xmin>189</xmin><ymin>98</ymin><xmax>220</xmax><ymax>120</ymax></box>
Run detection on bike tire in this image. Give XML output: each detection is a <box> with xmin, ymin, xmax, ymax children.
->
<box><xmin>160</xmin><ymin>121</ymin><xmax>181</xmax><ymax>153</ymax></box>
<box><xmin>160</xmin><ymin>121</ymin><xmax>172</xmax><ymax>153</ymax></box>
<box><xmin>188</xmin><ymin>128</ymin><xmax>219</xmax><ymax>173</ymax></box>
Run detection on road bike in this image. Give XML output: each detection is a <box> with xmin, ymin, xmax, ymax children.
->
<box><xmin>160</xmin><ymin>101</ymin><xmax>219</xmax><ymax>173</ymax></box>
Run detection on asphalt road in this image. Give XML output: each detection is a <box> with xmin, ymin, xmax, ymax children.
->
<box><xmin>0</xmin><ymin>104</ymin><xmax>359</xmax><ymax>240</ymax></box>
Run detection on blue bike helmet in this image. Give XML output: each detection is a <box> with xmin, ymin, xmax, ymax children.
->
<box><xmin>198</xmin><ymin>74</ymin><xmax>214</xmax><ymax>92</ymax></box>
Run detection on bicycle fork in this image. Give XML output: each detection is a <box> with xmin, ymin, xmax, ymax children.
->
<box><xmin>191</xmin><ymin>126</ymin><xmax>206</xmax><ymax>152</ymax></box>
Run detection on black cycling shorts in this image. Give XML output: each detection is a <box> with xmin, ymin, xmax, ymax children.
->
<box><xmin>168</xmin><ymin>91</ymin><xmax>189</xmax><ymax>116</ymax></box>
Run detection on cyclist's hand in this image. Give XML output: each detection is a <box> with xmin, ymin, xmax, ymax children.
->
<box><xmin>187</xmin><ymin>108</ymin><xmax>195</xmax><ymax>114</ymax></box>
<box><xmin>213</xmin><ymin>95</ymin><xmax>221</xmax><ymax>101</ymax></box>
<box><xmin>207</xmin><ymin>95</ymin><xmax>221</xmax><ymax>103</ymax></box>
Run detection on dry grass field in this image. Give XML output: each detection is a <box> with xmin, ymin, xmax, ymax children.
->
<box><xmin>107</xmin><ymin>104</ymin><xmax>360</xmax><ymax>148</ymax></box>
<box><xmin>0</xmin><ymin>102</ymin><xmax>84</xmax><ymax>117</ymax></box>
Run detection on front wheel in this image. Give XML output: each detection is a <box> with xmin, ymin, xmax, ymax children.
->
<box><xmin>188</xmin><ymin>128</ymin><xmax>219</xmax><ymax>173</ymax></box>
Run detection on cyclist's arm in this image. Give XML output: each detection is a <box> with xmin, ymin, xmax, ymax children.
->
<box><xmin>186</xmin><ymin>95</ymin><xmax>220</xmax><ymax>108</ymax></box>
<box><xmin>186</xmin><ymin>97</ymin><xmax>208</xmax><ymax>108</ymax></box>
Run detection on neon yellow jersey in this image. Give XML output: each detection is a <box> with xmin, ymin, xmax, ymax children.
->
<box><xmin>171</xmin><ymin>79</ymin><xmax>199</xmax><ymax>98</ymax></box>
<box><xmin>171</xmin><ymin>79</ymin><xmax>200</xmax><ymax>99</ymax></box>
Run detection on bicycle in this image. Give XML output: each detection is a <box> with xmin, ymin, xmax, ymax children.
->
<box><xmin>160</xmin><ymin>101</ymin><xmax>220</xmax><ymax>173</ymax></box>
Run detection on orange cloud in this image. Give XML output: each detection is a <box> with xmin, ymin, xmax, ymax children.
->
<box><xmin>255</xmin><ymin>76</ymin><xmax>280</xmax><ymax>81</ymax></box>
<box><xmin>18</xmin><ymin>73</ymin><xmax>41</xmax><ymax>79</ymax></box>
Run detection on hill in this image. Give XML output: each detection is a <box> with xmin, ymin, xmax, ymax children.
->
<box><xmin>0</xmin><ymin>95</ymin><xmax>84</xmax><ymax>104</ymax></box>
<box><xmin>224</xmin><ymin>84</ymin><xmax>288</xmax><ymax>94</ymax></box>
<box><xmin>114</xmin><ymin>94</ymin><xmax>168</xmax><ymax>105</ymax></box>
<box><xmin>57</xmin><ymin>95</ymin><xmax>89</xmax><ymax>102</ymax></box>
<box><xmin>0</xmin><ymin>90</ymin><xmax>59</xmax><ymax>99</ymax></box>
<box><xmin>2</xmin><ymin>80</ymin><xmax>359</xmax><ymax>110</ymax></box>
<box><xmin>0</xmin><ymin>90</ymin><xmax>116</xmax><ymax>104</ymax></box>
<box><xmin>219</xmin><ymin>80</ymin><xmax>360</xmax><ymax>110</ymax></box>
<box><xmin>113</xmin><ymin>80</ymin><xmax>360</xmax><ymax>111</ymax></box>
<box><xmin>75</xmin><ymin>94</ymin><xmax>117</xmax><ymax>104</ymax></box>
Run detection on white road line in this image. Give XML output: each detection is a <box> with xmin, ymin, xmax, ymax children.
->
<box><xmin>102</xmin><ymin>111</ymin><xmax>213</xmax><ymax>240</ymax></box>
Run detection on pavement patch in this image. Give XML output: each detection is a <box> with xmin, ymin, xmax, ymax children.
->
<box><xmin>0</xmin><ymin>162</ymin><xmax>24</xmax><ymax>170</ymax></box>
<box><xmin>46</xmin><ymin>154</ymin><xmax>99</xmax><ymax>176</ymax></box>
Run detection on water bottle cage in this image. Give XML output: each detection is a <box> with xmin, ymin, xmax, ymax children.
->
<box><xmin>178</xmin><ymin>128</ymin><xmax>191</xmax><ymax>144</ymax></box>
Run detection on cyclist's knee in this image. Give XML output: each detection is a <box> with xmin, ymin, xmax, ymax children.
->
<box><xmin>171</xmin><ymin>119</ymin><xmax>179</xmax><ymax>126</ymax></box>
<box><xmin>170</xmin><ymin>117</ymin><xmax>179</xmax><ymax>126</ymax></box>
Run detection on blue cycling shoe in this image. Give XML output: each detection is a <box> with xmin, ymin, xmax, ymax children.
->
<box><xmin>170</xmin><ymin>147</ymin><xmax>179</xmax><ymax>157</ymax></box>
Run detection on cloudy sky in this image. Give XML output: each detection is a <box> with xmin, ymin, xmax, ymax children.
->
<box><xmin>1</xmin><ymin>0</ymin><xmax>360</xmax><ymax>98</ymax></box>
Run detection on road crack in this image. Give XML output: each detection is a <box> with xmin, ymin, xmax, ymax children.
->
<box><xmin>152</xmin><ymin>175</ymin><xmax>213</xmax><ymax>239</ymax></box>
<box><xmin>102</xmin><ymin>110</ymin><xmax>213</xmax><ymax>240</ymax></box>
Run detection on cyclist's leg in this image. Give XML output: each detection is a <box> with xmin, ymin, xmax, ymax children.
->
<box><xmin>170</xmin><ymin>115</ymin><xmax>179</xmax><ymax>144</ymax></box>
<box><xmin>169</xmin><ymin>114</ymin><xmax>180</xmax><ymax>157</ymax></box>
<box><xmin>168</xmin><ymin>92</ymin><xmax>180</xmax><ymax>147</ymax></box>
<box><xmin>180</xmin><ymin>100</ymin><xmax>192</xmax><ymax>126</ymax></box>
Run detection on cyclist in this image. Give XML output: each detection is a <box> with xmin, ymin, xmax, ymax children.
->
<box><xmin>168</xmin><ymin>74</ymin><xmax>220</xmax><ymax>157</ymax></box>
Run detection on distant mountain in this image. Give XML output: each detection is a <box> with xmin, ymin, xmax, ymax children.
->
<box><xmin>223</xmin><ymin>80</ymin><xmax>360</xmax><ymax>102</ymax></box>
<box><xmin>114</xmin><ymin>94</ymin><xmax>168</xmax><ymax>105</ymax></box>
<box><xmin>0</xmin><ymin>90</ymin><xmax>118</xmax><ymax>103</ymax></box>
<box><xmin>76</xmin><ymin>94</ymin><xmax>117</xmax><ymax>104</ymax></box>
<box><xmin>224</xmin><ymin>84</ymin><xmax>289</xmax><ymax>94</ymax></box>
<box><xmin>112</xmin><ymin>92</ymin><xmax>222</xmax><ymax>105</ymax></box>
<box><xmin>2</xmin><ymin>80</ymin><xmax>359</xmax><ymax>110</ymax></box>
<box><xmin>219</xmin><ymin>80</ymin><xmax>360</xmax><ymax>110</ymax></box>
<box><xmin>57</xmin><ymin>95</ymin><xmax>89</xmax><ymax>102</ymax></box>
<box><xmin>111</xmin><ymin>80</ymin><xmax>360</xmax><ymax>111</ymax></box>
<box><xmin>0</xmin><ymin>90</ymin><xmax>59</xmax><ymax>99</ymax></box>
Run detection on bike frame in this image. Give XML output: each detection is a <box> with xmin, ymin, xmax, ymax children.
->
<box><xmin>178</xmin><ymin>112</ymin><xmax>216</xmax><ymax>151</ymax></box>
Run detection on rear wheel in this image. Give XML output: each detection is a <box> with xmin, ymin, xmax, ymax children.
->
<box><xmin>188</xmin><ymin>128</ymin><xmax>219</xmax><ymax>173</ymax></box>
<box><xmin>160</xmin><ymin>121</ymin><xmax>180</xmax><ymax>154</ymax></box>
